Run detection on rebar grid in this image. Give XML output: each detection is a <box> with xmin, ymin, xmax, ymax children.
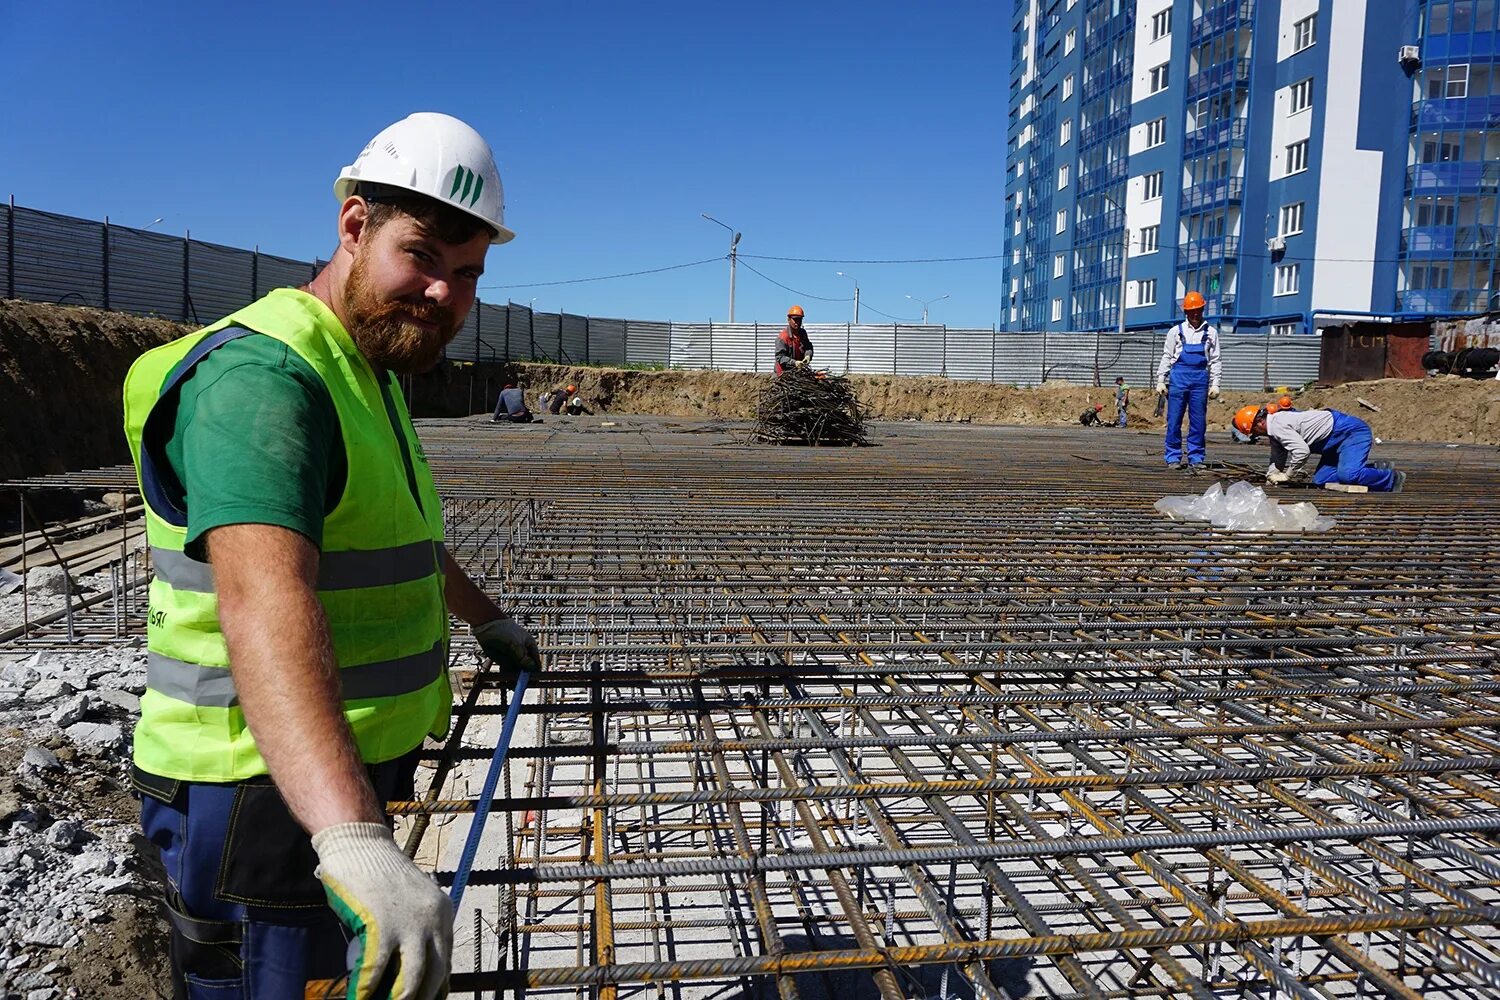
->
<box><xmin>7</xmin><ymin>418</ymin><xmax>1499</xmax><ymax>998</ymax></box>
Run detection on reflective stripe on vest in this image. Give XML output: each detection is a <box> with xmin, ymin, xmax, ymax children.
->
<box><xmin>150</xmin><ymin>540</ymin><xmax>446</xmax><ymax>593</ymax></box>
<box><xmin>147</xmin><ymin>642</ymin><xmax>444</xmax><ymax>708</ymax></box>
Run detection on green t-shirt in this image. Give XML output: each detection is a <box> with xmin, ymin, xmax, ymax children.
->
<box><xmin>149</xmin><ymin>332</ymin><xmax>346</xmax><ymax>558</ymax></box>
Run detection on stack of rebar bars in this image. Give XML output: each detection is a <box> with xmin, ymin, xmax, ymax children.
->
<box><xmin>752</xmin><ymin>367</ymin><xmax>868</xmax><ymax>446</ymax></box>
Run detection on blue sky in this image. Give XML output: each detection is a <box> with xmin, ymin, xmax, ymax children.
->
<box><xmin>3</xmin><ymin>1</ymin><xmax>1013</xmax><ymax>326</ymax></box>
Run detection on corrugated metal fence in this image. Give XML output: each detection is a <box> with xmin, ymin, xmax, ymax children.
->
<box><xmin>3</xmin><ymin>199</ymin><xmax>1320</xmax><ymax>389</ymax></box>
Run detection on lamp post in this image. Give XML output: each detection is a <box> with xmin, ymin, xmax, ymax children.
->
<box><xmin>1096</xmin><ymin>194</ymin><xmax>1130</xmax><ymax>388</ymax></box>
<box><xmin>701</xmin><ymin>214</ymin><xmax>740</xmax><ymax>322</ymax></box>
<box><xmin>142</xmin><ymin>217</ymin><xmax>164</xmax><ymax>231</ymax></box>
<box><xmin>836</xmin><ymin>271</ymin><xmax>860</xmax><ymax>323</ymax></box>
<box><xmin>906</xmin><ymin>293</ymin><xmax>949</xmax><ymax>324</ymax></box>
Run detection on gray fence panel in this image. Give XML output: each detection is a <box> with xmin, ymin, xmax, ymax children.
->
<box><xmin>472</xmin><ymin>303</ymin><xmax>509</xmax><ymax>362</ymax></box>
<box><xmin>625</xmin><ymin>320</ymin><xmax>671</xmax><ymax>367</ymax></box>
<box><xmin>588</xmin><ymin>317</ymin><xmax>626</xmax><ymax>367</ymax></box>
<box><xmin>808</xmin><ymin>325</ymin><xmax>848</xmax><ymax>376</ymax></box>
<box><xmin>14</xmin><ymin>207</ymin><xmax>106</xmax><ymax>307</ymax></box>
<box><xmin>186</xmin><ymin>240</ymin><xmax>254</xmax><ymax>325</ymax></box>
<box><xmin>0</xmin><ymin>203</ymin><xmax>9</xmax><ymax>297</ymax></box>
<box><xmin>559</xmin><ymin>313</ymin><xmax>589</xmax><ymax>363</ymax></box>
<box><xmin>670</xmin><ymin>323</ymin><xmax>712</xmax><ymax>368</ymax></box>
<box><xmin>256</xmin><ymin>253</ymin><xmax>313</xmax><ymax>295</ymax></box>
<box><xmin>945</xmin><ymin>329</ymin><xmax>995</xmax><ymax>381</ymax></box>
<box><xmin>1038</xmin><ymin>332</ymin><xmax>1099</xmax><ymax>384</ymax></box>
<box><xmin>448</xmin><ymin>306</ymin><xmax>481</xmax><ymax>363</ymax></box>
<box><xmin>846</xmin><ymin>324</ymin><xmax>897</xmax><ymax>375</ymax></box>
<box><xmin>106</xmin><ymin>227</ymin><xmax>184</xmax><ymax>317</ymax></box>
<box><xmin>1219</xmin><ymin>333</ymin><xmax>1321</xmax><ymax>390</ymax></box>
<box><xmin>530</xmin><ymin>311</ymin><xmax>560</xmax><ymax>361</ymax></box>
<box><xmin>1096</xmin><ymin>334</ymin><xmax>1160</xmax><ymax>388</ymax></box>
<box><xmin>993</xmin><ymin>333</ymin><xmax>1045</xmax><ymax>386</ymax></box>
<box><xmin>707</xmin><ymin>323</ymin><xmax>759</xmax><ymax>372</ymax></box>
<box><xmin>895</xmin><ymin>326</ymin><xmax>946</xmax><ymax>377</ymax></box>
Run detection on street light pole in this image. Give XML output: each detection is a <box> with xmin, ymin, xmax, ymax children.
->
<box><xmin>906</xmin><ymin>293</ymin><xmax>950</xmax><ymax>324</ymax></box>
<box><xmin>702</xmin><ymin>214</ymin><xmax>741</xmax><ymax>322</ymax></box>
<box><xmin>836</xmin><ymin>271</ymin><xmax>860</xmax><ymax>323</ymax></box>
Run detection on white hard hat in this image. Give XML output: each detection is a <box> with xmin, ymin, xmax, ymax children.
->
<box><xmin>334</xmin><ymin>112</ymin><xmax>514</xmax><ymax>244</ymax></box>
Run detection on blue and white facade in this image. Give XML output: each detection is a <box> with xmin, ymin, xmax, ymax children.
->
<box><xmin>1003</xmin><ymin>0</ymin><xmax>1492</xmax><ymax>334</ymax></box>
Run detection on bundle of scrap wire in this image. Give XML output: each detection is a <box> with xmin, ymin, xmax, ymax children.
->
<box><xmin>752</xmin><ymin>366</ymin><xmax>868</xmax><ymax>446</ymax></box>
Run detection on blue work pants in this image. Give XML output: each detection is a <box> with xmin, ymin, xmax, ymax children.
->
<box><xmin>1163</xmin><ymin>368</ymin><xmax>1209</xmax><ymax>464</ymax></box>
<box><xmin>1310</xmin><ymin>413</ymin><xmax>1398</xmax><ymax>491</ymax></box>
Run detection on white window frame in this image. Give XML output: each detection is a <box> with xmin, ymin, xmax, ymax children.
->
<box><xmin>1293</xmin><ymin>14</ymin><xmax>1316</xmax><ymax>52</ymax></box>
<box><xmin>1062</xmin><ymin>73</ymin><xmax>1075</xmax><ymax>100</ymax></box>
<box><xmin>1151</xmin><ymin>7</ymin><xmax>1172</xmax><ymax>41</ymax></box>
<box><xmin>1286</xmin><ymin>139</ymin><xmax>1309</xmax><ymax>175</ymax></box>
<box><xmin>1279</xmin><ymin>202</ymin><xmax>1305</xmax><ymax>237</ymax></box>
<box><xmin>1135</xmin><ymin>278</ymin><xmax>1158</xmax><ymax>307</ymax></box>
<box><xmin>1140</xmin><ymin>224</ymin><xmax>1160</xmax><ymax>254</ymax></box>
<box><xmin>1056</xmin><ymin>209</ymin><xmax>1068</xmax><ymax>234</ymax></box>
<box><xmin>1275</xmin><ymin>263</ymin><xmax>1301</xmax><ymax>296</ymax></box>
<box><xmin>1058</xmin><ymin>163</ymin><xmax>1070</xmax><ymax>189</ymax></box>
<box><xmin>1146</xmin><ymin>117</ymin><xmax>1167</xmax><ymax>148</ymax></box>
<box><xmin>1051</xmin><ymin>297</ymin><xmax>1064</xmax><ymax>322</ymax></box>
<box><xmin>1054</xmin><ymin>253</ymin><xmax>1066</xmax><ymax>278</ymax></box>
<box><xmin>1060</xmin><ymin>119</ymin><xmax>1073</xmax><ymax>145</ymax></box>
<box><xmin>1149</xmin><ymin>62</ymin><xmax>1170</xmax><ymax>95</ymax></box>
<box><xmin>1143</xmin><ymin>171</ymin><xmax>1164</xmax><ymax>201</ymax></box>
<box><xmin>1447</xmin><ymin>63</ymin><xmax>1469</xmax><ymax>98</ymax></box>
<box><xmin>1272</xmin><ymin>322</ymin><xmax>1297</xmax><ymax>336</ymax></box>
<box><xmin>1289</xmin><ymin>78</ymin><xmax>1313</xmax><ymax>115</ymax></box>
<box><xmin>1065</xmin><ymin>28</ymin><xmax>1076</xmax><ymax>54</ymax></box>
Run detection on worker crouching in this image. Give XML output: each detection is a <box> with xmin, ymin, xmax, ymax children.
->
<box><xmin>1233</xmin><ymin>404</ymin><xmax>1405</xmax><ymax>492</ymax></box>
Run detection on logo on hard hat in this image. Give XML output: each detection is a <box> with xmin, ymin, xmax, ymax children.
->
<box><xmin>447</xmin><ymin>166</ymin><xmax>485</xmax><ymax>208</ymax></box>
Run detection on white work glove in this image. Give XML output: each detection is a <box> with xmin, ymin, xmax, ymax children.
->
<box><xmin>313</xmin><ymin>823</ymin><xmax>453</xmax><ymax>1000</ymax></box>
<box><xmin>474</xmin><ymin>616</ymin><xmax>541</xmax><ymax>682</ymax></box>
<box><xmin>1265</xmin><ymin>469</ymin><xmax>1290</xmax><ymax>485</ymax></box>
<box><xmin>1208</xmin><ymin>385</ymin><xmax>1221</xmax><ymax>400</ymax></box>
<box><xmin>1155</xmin><ymin>380</ymin><xmax>1167</xmax><ymax>394</ymax></box>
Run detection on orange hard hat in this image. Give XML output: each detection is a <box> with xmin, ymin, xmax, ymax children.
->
<box><xmin>1183</xmin><ymin>291</ymin><xmax>1206</xmax><ymax>311</ymax></box>
<box><xmin>1233</xmin><ymin>405</ymin><xmax>1263</xmax><ymax>436</ymax></box>
<box><xmin>1278</xmin><ymin>394</ymin><xmax>1294</xmax><ymax>410</ymax></box>
<box><xmin>787</xmin><ymin>304</ymin><xmax>805</xmax><ymax>318</ymax></box>
<box><xmin>566</xmin><ymin>384</ymin><xmax>577</xmax><ymax>393</ymax></box>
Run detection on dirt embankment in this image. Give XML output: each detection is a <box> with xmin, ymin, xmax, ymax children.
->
<box><xmin>5</xmin><ymin>299</ymin><xmax>1499</xmax><ymax>482</ymax></box>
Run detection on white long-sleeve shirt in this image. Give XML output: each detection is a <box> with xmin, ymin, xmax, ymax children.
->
<box><xmin>1155</xmin><ymin>321</ymin><xmax>1222</xmax><ymax>388</ymax></box>
<box><xmin>1266</xmin><ymin>408</ymin><xmax>1336</xmax><ymax>479</ymax></box>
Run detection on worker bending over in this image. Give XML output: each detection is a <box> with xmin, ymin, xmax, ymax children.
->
<box><xmin>1155</xmin><ymin>291</ymin><xmax>1221</xmax><ymax>473</ymax></box>
<box><xmin>123</xmin><ymin>113</ymin><xmax>542</xmax><ymax>998</ymax></box>
<box><xmin>1079</xmin><ymin>404</ymin><xmax>1104</xmax><ymax>427</ymax></box>
<box><xmin>1233</xmin><ymin>404</ymin><xmax>1405</xmax><ymax>492</ymax></box>
<box><xmin>774</xmin><ymin>304</ymin><xmax>814</xmax><ymax>375</ymax></box>
<box><xmin>563</xmin><ymin>385</ymin><xmax>590</xmax><ymax>415</ymax></box>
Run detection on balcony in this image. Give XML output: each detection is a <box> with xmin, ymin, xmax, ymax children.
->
<box><xmin>1183</xmin><ymin>117</ymin><xmax>1248</xmax><ymax>153</ymax></box>
<box><xmin>1406</xmin><ymin>161</ymin><xmax>1500</xmax><ymax>192</ymax></box>
<box><xmin>1178</xmin><ymin>236</ymin><xmax>1241</xmax><ymax>267</ymax></box>
<box><xmin>1396</xmin><ymin>288</ymin><xmax>1491</xmax><ymax>312</ymax></box>
<box><xmin>1077</xmin><ymin>158</ymin><xmax>1128</xmax><ymax>194</ymax></box>
<box><xmin>1081</xmin><ymin>64</ymin><xmax>1131</xmax><ymax>103</ymax></box>
<box><xmin>1076</xmin><ymin>209</ymin><xmax>1125</xmax><ymax>243</ymax></box>
<box><xmin>1181</xmin><ymin>177</ymin><xmax>1245</xmax><ymax>211</ymax></box>
<box><xmin>1412</xmin><ymin>95</ymin><xmax>1500</xmax><ymax>130</ymax></box>
<box><xmin>1191</xmin><ymin>0</ymin><xmax>1256</xmax><ymax>43</ymax></box>
<box><xmin>1186</xmin><ymin>58</ymin><xmax>1251</xmax><ymax>101</ymax></box>
<box><xmin>1075</xmin><ymin>258</ymin><xmax>1124</xmax><ymax>286</ymax></box>
<box><xmin>1080</xmin><ymin>108</ymin><xmax>1130</xmax><ymax>147</ymax></box>
<box><xmin>1401</xmin><ymin>224</ymin><xmax>1500</xmax><ymax>254</ymax></box>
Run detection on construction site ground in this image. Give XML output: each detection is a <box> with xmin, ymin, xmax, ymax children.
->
<box><xmin>3</xmin><ymin>414</ymin><xmax>1499</xmax><ymax>999</ymax></box>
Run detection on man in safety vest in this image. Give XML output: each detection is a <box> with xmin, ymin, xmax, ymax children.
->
<box><xmin>773</xmin><ymin>304</ymin><xmax>814</xmax><ymax>375</ymax></box>
<box><xmin>122</xmin><ymin>113</ymin><xmax>541</xmax><ymax>999</ymax></box>
<box><xmin>1155</xmin><ymin>291</ymin><xmax>1222</xmax><ymax>473</ymax></box>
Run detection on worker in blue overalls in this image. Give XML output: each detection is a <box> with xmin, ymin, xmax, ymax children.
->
<box><xmin>1154</xmin><ymin>290</ymin><xmax>1222</xmax><ymax>474</ymax></box>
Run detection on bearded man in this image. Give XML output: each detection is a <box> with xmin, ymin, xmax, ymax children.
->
<box><xmin>122</xmin><ymin>113</ymin><xmax>541</xmax><ymax>999</ymax></box>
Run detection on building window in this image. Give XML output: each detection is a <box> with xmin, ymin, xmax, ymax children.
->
<box><xmin>1293</xmin><ymin>14</ymin><xmax>1316</xmax><ymax>52</ymax></box>
<box><xmin>1063</xmin><ymin>74</ymin><xmax>1075</xmax><ymax>100</ymax></box>
<box><xmin>1289</xmin><ymin>78</ymin><xmax>1314</xmax><ymax>115</ymax></box>
<box><xmin>1286</xmin><ymin>139</ymin><xmax>1309</xmax><ymax>175</ymax></box>
<box><xmin>1275</xmin><ymin>263</ymin><xmax>1301</xmax><ymax>296</ymax></box>
<box><xmin>1152</xmin><ymin>7</ymin><xmax>1172</xmax><ymax>41</ymax></box>
<box><xmin>1051</xmin><ymin>298</ymin><xmax>1063</xmax><ymax>322</ymax></box>
<box><xmin>1058</xmin><ymin>164</ymin><xmax>1070</xmax><ymax>189</ymax></box>
<box><xmin>1054</xmin><ymin>253</ymin><xmax>1066</xmax><ymax>278</ymax></box>
<box><xmin>1279</xmin><ymin>202</ymin><xmax>1305</xmax><ymax>236</ymax></box>
<box><xmin>1143</xmin><ymin>171</ymin><xmax>1164</xmax><ymax>200</ymax></box>
<box><xmin>1065</xmin><ymin>28</ymin><xmax>1076</xmax><ymax>54</ymax></box>
<box><xmin>1447</xmin><ymin>64</ymin><xmax>1469</xmax><ymax>98</ymax></box>
<box><xmin>1149</xmin><ymin>62</ymin><xmax>1171</xmax><ymax>94</ymax></box>
<box><xmin>1146</xmin><ymin>117</ymin><xmax>1167</xmax><ymax>148</ymax></box>
<box><xmin>1056</xmin><ymin>209</ymin><xmax>1068</xmax><ymax>234</ymax></box>
<box><xmin>1272</xmin><ymin>322</ymin><xmax>1298</xmax><ymax>336</ymax></box>
<box><xmin>1140</xmin><ymin>224</ymin><xmax>1160</xmax><ymax>254</ymax></box>
<box><xmin>1136</xmin><ymin>278</ymin><xmax>1158</xmax><ymax>307</ymax></box>
<box><xmin>1060</xmin><ymin>119</ymin><xmax>1073</xmax><ymax>145</ymax></box>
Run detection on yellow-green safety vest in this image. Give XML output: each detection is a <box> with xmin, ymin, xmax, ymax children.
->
<box><xmin>122</xmin><ymin>288</ymin><xmax>452</xmax><ymax>782</ymax></box>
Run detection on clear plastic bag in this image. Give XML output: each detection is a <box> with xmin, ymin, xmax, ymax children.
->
<box><xmin>1155</xmin><ymin>480</ymin><xmax>1336</xmax><ymax>533</ymax></box>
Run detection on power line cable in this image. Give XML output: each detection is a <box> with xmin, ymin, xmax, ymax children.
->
<box><xmin>480</xmin><ymin>256</ymin><xmax>723</xmax><ymax>291</ymax></box>
<box><xmin>859</xmin><ymin>301</ymin><xmax>924</xmax><ymax>323</ymax></box>
<box><xmin>736</xmin><ymin>260</ymin><xmax>853</xmax><ymax>302</ymax></box>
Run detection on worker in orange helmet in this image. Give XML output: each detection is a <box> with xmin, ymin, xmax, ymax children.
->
<box><xmin>1233</xmin><ymin>405</ymin><xmax>1404</xmax><ymax>491</ymax></box>
<box><xmin>1155</xmin><ymin>291</ymin><xmax>1222</xmax><ymax>473</ymax></box>
<box><xmin>774</xmin><ymin>305</ymin><xmax>814</xmax><ymax>375</ymax></box>
<box><xmin>563</xmin><ymin>383</ymin><xmax>590</xmax><ymax>416</ymax></box>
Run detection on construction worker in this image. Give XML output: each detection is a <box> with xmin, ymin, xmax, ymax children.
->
<box><xmin>774</xmin><ymin>304</ymin><xmax>814</xmax><ymax>375</ymax></box>
<box><xmin>1079</xmin><ymin>404</ymin><xmax>1104</xmax><ymax>427</ymax></box>
<box><xmin>1113</xmin><ymin>376</ymin><xmax>1129</xmax><ymax>428</ymax></box>
<box><xmin>492</xmin><ymin>382</ymin><xmax>534</xmax><ymax>423</ymax></box>
<box><xmin>542</xmin><ymin>386</ymin><xmax>567</xmax><ymax>414</ymax></box>
<box><xmin>563</xmin><ymin>384</ymin><xmax>590</xmax><ymax>416</ymax></box>
<box><xmin>122</xmin><ymin>113</ymin><xmax>542</xmax><ymax>999</ymax></box>
<box><xmin>1233</xmin><ymin>404</ymin><xmax>1405</xmax><ymax>491</ymax></box>
<box><xmin>1155</xmin><ymin>291</ymin><xmax>1222</xmax><ymax>473</ymax></box>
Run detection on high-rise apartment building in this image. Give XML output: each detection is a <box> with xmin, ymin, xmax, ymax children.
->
<box><xmin>1002</xmin><ymin>0</ymin><xmax>1494</xmax><ymax>335</ymax></box>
